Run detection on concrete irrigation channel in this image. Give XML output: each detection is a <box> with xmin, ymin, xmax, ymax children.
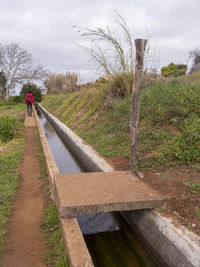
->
<box><xmin>32</xmin><ymin>103</ymin><xmax>200</xmax><ymax>267</ymax></box>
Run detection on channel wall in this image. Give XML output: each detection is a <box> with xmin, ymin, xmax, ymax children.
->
<box><xmin>35</xmin><ymin>104</ymin><xmax>200</xmax><ymax>267</ymax></box>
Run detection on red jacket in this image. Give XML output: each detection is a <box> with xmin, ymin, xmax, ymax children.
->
<box><xmin>25</xmin><ymin>93</ymin><xmax>34</xmax><ymax>104</ymax></box>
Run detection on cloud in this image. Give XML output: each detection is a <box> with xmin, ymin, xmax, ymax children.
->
<box><xmin>0</xmin><ymin>0</ymin><xmax>199</xmax><ymax>83</ymax></box>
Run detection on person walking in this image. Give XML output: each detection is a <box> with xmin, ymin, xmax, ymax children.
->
<box><xmin>25</xmin><ymin>91</ymin><xmax>34</xmax><ymax>116</ymax></box>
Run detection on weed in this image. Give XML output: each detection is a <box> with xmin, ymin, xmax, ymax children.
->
<box><xmin>186</xmin><ymin>225</ymin><xmax>192</xmax><ymax>231</ymax></box>
<box><xmin>185</xmin><ymin>181</ymin><xmax>200</xmax><ymax>194</ymax></box>
<box><xmin>0</xmin><ymin>116</ymin><xmax>16</xmax><ymax>143</ymax></box>
<box><xmin>192</xmin><ymin>163</ymin><xmax>200</xmax><ymax>171</ymax></box>
<box><xmin>195</xmin><ymin>210</ymin><xmax>200</xmax><ymax>219</ymax></box>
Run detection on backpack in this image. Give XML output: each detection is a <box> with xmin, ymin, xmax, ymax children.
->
<box><xmin>25</xmin><ymin>94</ymin><xmax>32</xmax><ymax>103</ymax></box>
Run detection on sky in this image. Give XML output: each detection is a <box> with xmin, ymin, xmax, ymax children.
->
<box><xmin>0</xmin><ymin>0</ymin><xmax>199</xmax><ymax>85</ymax></box>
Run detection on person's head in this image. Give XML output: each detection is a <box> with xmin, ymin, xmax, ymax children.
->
<box><xmin>27</xmin><ymin>90</ymin><xmax>31</xmax><ymax>93</ymax></box>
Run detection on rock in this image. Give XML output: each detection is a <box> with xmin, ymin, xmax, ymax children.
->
<box><xmin>136</xmin><ymin>171</ymin><xmax>145</xmax><ymax>178</ymax></box>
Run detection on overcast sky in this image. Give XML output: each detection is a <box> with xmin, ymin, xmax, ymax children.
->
<box><xmin>0</xmin><ymin>0</ymin><xmax>199</xmax><ymax>83</ymax></box>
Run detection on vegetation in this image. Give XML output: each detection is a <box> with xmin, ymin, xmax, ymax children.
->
<box><xmin>41</xmin><ymin>73</ymin><xmax>200</xmax><ymax>170</ymax></box>
<box><xmin>41</xmin><ymin>204</ymin><xmax>69</xmax><ymax>267</ymax></box>
<box><xmin>44</xmin><ymin>71</ymin><xmax>79</xmax><ymax>94</ymax></box>
<box><xmin>0</xmin><ymin>116</ymin><xmax>16</xmax><ymax>143</ymax></box>
<box><xmin>161</xmin><ymin>63</ymin><xmax>187</xmax><ymax>77</ymax></box>
<box><xmin>20</xmin><ymin>82</ymin><xmax>43</xmax><ymax>102</ymax></box>
<box><xmin>0</xmin><ymin>139</ymin><xmax>24</xmax><ymax>257</ymax></box>
<box><xmin>0</xmin><ymin>104</ymin><xmax>25</xmax><ymax>258</ymax></box>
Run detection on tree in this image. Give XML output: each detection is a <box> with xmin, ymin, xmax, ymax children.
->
<box><xmin>161</xmin><ymin>63</ymin><xmax>187</xmax><ymax>77</ymax></box>
<box><xmin>0</xmin><ymin>43</ymin><xmax>46</xmax><ymax>101</ymax></box>
<box><xmin>189</xmin><ymin>47</ymin><xmax>200</xmax><ymax>74</ymax></box>
<box><xmin>0</xmin><ymin>71</ymin><xmax>7</xmax><ymax>99</ymax></box>
<box><xmin>20</xmin><ymin>83</ymin><xmax>43</xmax><ymax>102</ymax></box>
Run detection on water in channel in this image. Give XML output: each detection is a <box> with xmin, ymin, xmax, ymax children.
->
<box><xmin>37</xmin><ymin>109</ymin><xmax>157</xmax><ymax>267</ymax></box>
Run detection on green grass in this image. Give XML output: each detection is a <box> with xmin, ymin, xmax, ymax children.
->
<box><xmin>0</xmin><ymin>103</ymin><xmax>24</xmax><ymax>118</ymax></box>
<box><xmin>0</xmin><ymin>139</ymin><xmax>24</xmax><ymax>257</ymax></box>
<box><xmin>185</xmin><ymin>181</ymin><xmax>200</xmax><ymax>194</ymax></box>
<box><xmin>0</xmin><ymin>103</ymin><xmax>25</xmax><ymax>258</ymax></box>
<box><xmin>41</xmin><ymin>204</ymin><xmax>69</xmax><ymax>267</ymax></box>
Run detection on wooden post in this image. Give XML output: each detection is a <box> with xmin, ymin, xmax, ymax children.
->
<box><xmin>129</xmin><ymin>39</ymin><xmax>147</xmax><ymax>169</ymax></box>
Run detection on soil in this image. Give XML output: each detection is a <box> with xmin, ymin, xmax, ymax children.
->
<box><xmin>1</xmin><ymin>127</ymin><xmax>47</xmax><ymax>267</ymax></box>
<box><xmin>107</xmin><ymin>155</ymin><xmax>200</xmax><ymax>235</ymax></box>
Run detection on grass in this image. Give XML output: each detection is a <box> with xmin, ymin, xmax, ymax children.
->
<box><xmin>0</xmin><ymin>103</ymin><xmax>25</xmax><ymax>258</ymax></box>
<box><xmin>37</xmin><ymin>140</ymin><xmax>69</xmax><ymax>267</ymax></box>
<box><xmin>0</xmin><ymin>103</ymin><xmax>24</xmax><ymax>118</ymax></box>
<box><xmin>0</xmin><ymin>138</ymin><xmax>24</xmax><ymax>257</ymax></box>
<box><xmin>41</xmin><ymin>204</ymin><xmax>69</xmax><ymax>267</ymax></box>
<box><xmin>185</xmin><ymin>181</ymin><xmax>200</xmax><ymax>194</ymax></box>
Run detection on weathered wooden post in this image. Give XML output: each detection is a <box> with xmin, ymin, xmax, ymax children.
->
<box><xmin>130</xmin><ymin>39</ymin><xmax>147</xmax><ymax>169</ymax></box>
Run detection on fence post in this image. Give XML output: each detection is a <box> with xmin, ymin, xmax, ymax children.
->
<box><xmin>129</xmin><ymin>39</ymin><xmax>147</xmax><ymax>169</ymax></box>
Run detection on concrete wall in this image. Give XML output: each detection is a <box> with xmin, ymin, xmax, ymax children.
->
<box><xmin>37</xmin><ymin>104</ymin><xmax>113</xmax><ymax>173</ymax></box>
<box><xmin>33</xmin><ymin>106</ymin><xmax>94</xmax><ymax>267</ymax></box>
<box><xmin>36</xmin><ymin>104</ymin><xmax>200</xmax><ymax>267</ymax></box>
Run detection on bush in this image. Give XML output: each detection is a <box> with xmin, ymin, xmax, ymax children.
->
<box><xmin>0</xmin><ymin>116</ymin><xmax>16</xmax><ymax>143</ymax></box>
<box><xmin>110</xmin><ymin>72</ymin><xmax>134</xmax><ymax>97</ymax></box>
<box><xmin>12</xmin><ymin>96</ymin><xmax>23</xmax><ymax>103</ymax></box>
<box><xmin>161</xmin><ymin>63</ymin><xmax>187</xmax><ymax>77</ymax></box>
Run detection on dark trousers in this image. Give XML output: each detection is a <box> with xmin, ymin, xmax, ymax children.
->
<box><xmin>26</xmin><ymin>102</ymin><xmax>32</xmax><ymax>116</ymax></box>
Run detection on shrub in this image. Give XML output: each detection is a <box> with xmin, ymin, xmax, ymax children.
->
<box><xmin>12</xmin><ymin>96</ymin><xmax>23</xmax><ymax>103</ymax></box>
<box><xmin>0</xmin><ymin>116</ymin><xmax>16</xmax><ymax>143</ymax></box>
<box><xmin>110</xmin><ymin>72</ymin><xmax>134</xmax><ymax>97</ymax></box>
<box><xmin>161</xmin><ymin>63</ymin><xmax>187</xmax><ymax>77</ymax></box>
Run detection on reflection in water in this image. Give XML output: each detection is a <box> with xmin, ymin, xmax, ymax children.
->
<box><xmin>37</xmin><ymin>108</ymin><xmax>157</xmax><ymax>267</ymax></box>
<box><xmin>78</xmin><ymin>212</ymin><xmax>156</xmax><ymax>267</ymax></box>
<box><xmin>38</xmin><ymin>111</ymin><xmax>84</xmax><ymax>174</ymax></box>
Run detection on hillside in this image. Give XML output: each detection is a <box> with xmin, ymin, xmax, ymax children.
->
<box><xmin>41</xmin><ymin>74</ymin><xmax>200</xmax><ymax>235</ymax></box>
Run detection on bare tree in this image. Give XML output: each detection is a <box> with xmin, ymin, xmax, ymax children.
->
<box><xmin>130</xmin><ymin>39</ymin><xmax>147</xmax><ymax>169</ymax></box>
<box><xmin>0</xmin><ymin>43</ymin><xmax>46</xmax><ymax>100</ymax></box>
<box><xmin>189</xmin><ymin>47</ymin><xmax>200</xmax><ymax>74</ymax></box>
<box><xmin>0</xmin><ymin>71</ymin><xmax>7</xmax><ymax>99</ymax></box>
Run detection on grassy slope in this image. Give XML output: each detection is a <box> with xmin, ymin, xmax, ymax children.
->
<box><xmin>41</xmin><ymin>74</ymin><xmax>200</xmax><ymax>167</ymax></box>
<box><xmin>41</xmin><ymin>74</ymin><xmax>200</xmax><ymax>234</ymax></box>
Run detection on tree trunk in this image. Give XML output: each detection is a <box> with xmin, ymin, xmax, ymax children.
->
<box><xmin>129</xmin><ymin>39</ymin><xmax>147</xmax><ymax>168</ymax></box>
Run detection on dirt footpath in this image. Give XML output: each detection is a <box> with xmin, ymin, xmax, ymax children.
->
<box><xmin>2</xmin><ymin>127</ymin><xmax>47</xmax><ymax>267</ymax></box>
